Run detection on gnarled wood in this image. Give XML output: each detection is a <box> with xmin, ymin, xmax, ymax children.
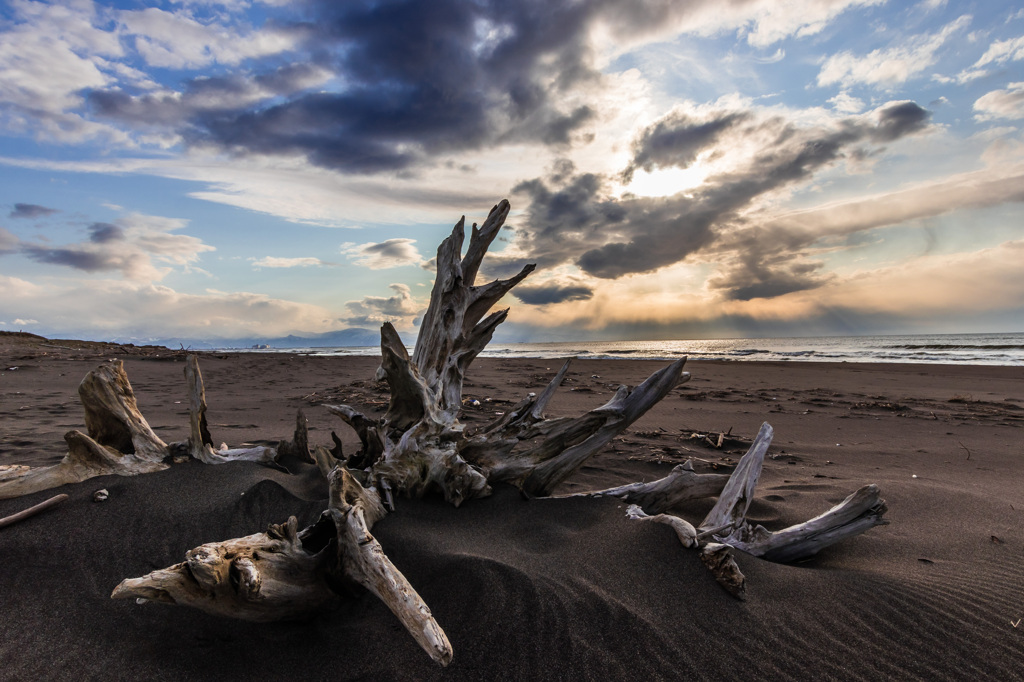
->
<box><xmin>625</xmin><ymin>504</ymin><xmax>746</xmax><ymax>599</ymax></box>
<box><xmin>715</xmin><ymin>484</ymin><xmax>889</xmax><ymax>563</ymax></box>
<box><xmin>699</xmin><ymin>422</ymin><xmax>773</xmax><ymax>533</ymax></box>
<box><xmin>0</xmin><ymin>430</ymin><xmax>167</xmax><ymax>500</ymax></box>
<box><xmin>566</xmin><ymin>460</ymin><xmax>730</xmax><ymax>514</ymax></box>
<box><xmin>112</xmin><ymin>513</ymin><xmax>340</xmax><ymax>621</ymax></box>
<box><xmin>113</xmin><ymin>462</ymin><xmax>450</xmax><ymax>664</ymax></box>
<box><xmin>700</xmin><ymin>543</ymin><xmax>746</xmax><ymax>599</ymax></box>
<box><xmin>691</xmin><ymin>421</ymin><xmax>888</xmax><ymax>562</ymax></box>
<box><xmin>79</xmin><ymin>361</ymin><xmax>167</xmax><ymax>461</ymax></box>
<box><xmin>327</xmin><ymin>467</ymin><xmax>452</xmax><ymax>665</ymax></box>
<box><xmin>39</xmin><ymin>198</ymin><xmax>886</xmax><ymax>666</ymax></box>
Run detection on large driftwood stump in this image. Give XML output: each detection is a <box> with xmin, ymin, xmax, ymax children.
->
<box><xmin>79</xmin><ymin>361</ymin><xmax>167</xmax><ymax>462</ymax></box>
<box><xmin>326</xmin><ymin>202</ymin><xmax>691</xmax><ymax>506</ymax></box>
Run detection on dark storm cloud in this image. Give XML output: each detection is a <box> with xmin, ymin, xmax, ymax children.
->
<box><xmin>88</xmin><ymin>63</ymin><xmax>330</xmax><ymax>128</ymax></box>
<box><xmin>10</xmin><ymin>203</ymin><xmax>59</xmax><ymax>219</ymax></box>
<box><xmin>21</xmin><ymin>220</ymin><xmax>131</xmax><ymax>273</ymax></box>
<box><xmin>92</xmin><ymin>0</ymin><xmax>712</xmax><ymax>173</ymax></box>
<box><xmin>183</xmin><ymin>0</ymin><xmax>609</xmax><ymax>172</ymax></box>
<box><xmin>706</xmin><ymin>254</ymin><xmax>833</xmax><ymax>301</ymax></box>
<box><xmin>15</xmin><ymin>217</ymin><xmax>211</xmax><ymax>281</ymax></box>
<box><xmin>495</xmin><ymin>101</ymin><xmax>932</xmax><ymax>299</ymax></box>
<box><xmin>21</xmin><ymin>245</ymin><xmax>117</xmax><ymax>272</ymax></box>
<box><xmin>88</xmin><ymin>222</ymin><xmax>125</xmax><ymax>243</ymax></box>
<box><xmin>622</xmin><ymin>110</ymin><xmax>749</xmax><ymax>182</ymax></box>
<box><xmin>869</xmin><ymin>101</ymin><xmax>930</xmax><ymax>142</ymax></box>
<box><xmin>514</xmin><ymin>283</ymin><xmax>594</xmax><ymax>305</ymax></box>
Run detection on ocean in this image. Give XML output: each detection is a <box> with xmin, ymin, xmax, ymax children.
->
<box><xmin>276</xmin><ymin>332</ymin><xmax>1024</xmax><ymax>366</ymax></box>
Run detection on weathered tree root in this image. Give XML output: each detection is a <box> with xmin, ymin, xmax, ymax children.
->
<box><xmin>112</xmin><ymin>464</ymin><xmax>453</xmax><ymax>665</ymax></box>
<box><xmin>619</xmin><ymin>421</ymin><xmax>888</xmax><ymax>598</ymax></box>
<box><xmin>0</xmin><ymin>428</ymin><xmax>169</xmax><ymax>500</ymax></box>
<box><xmin>79</xmin><ymin>361</ymin><xmax>168</xmax><ymax>462</ymax></box>
<box><xmin>324</xmin><ymin>203</ymin><xmax>692</xmax><ymax>506</ymax></box>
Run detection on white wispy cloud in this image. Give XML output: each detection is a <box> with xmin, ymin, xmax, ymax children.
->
<box><xmin>0</xmin><ymin>274</ymin><xmax>340</xmax><ymax>338</ymax></box>
<box><xmin>117</xmin><ymin>6</ymin><xmax>299</xmax><ymax>70</ymax></box>
<box><xmin>974</xmin><ymin>82</ymin><xmax>1024</xmax><ymax>121</ymax></box>
<box><xmin>251</xmin><ymin>256</ymin><xmax>330</xmax><ymax>268</ymax></box>
<box><xmin>817</xmin><ymin>14</ymin><xmax>971</xmax><ymax>89</ymax></box>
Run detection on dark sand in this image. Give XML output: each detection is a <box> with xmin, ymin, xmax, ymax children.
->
<box><xmin>1</xmin><ymin>332</ymin><xmax>1022</xmax><ymax>680</ymax></box>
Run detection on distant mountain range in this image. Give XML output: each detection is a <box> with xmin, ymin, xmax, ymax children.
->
<box><xmin>111</xmin><ymin>327</ymin><xmax>407</xmax><ymax>351</ymax></box>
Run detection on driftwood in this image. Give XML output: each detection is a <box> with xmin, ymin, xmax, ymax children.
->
<box><xmin>112</xmin><ymin>463</ymin><xmax>452</xmax><ymax>665</ymax></box>
<box><xmin>180</xmin><ymin>354</ymin><xmax>284</xmax><ymax>465</ymax></box>
<box><xmin>1</xmin><ymin>370</ymin><xmax>179</xmax><ymax>501</ymax></box>
<box><xmin>0</xmin><ymin>430</ymin><xmax>168</xmax><ymax>500</ymax></box>
<box><xmin>79</xmin><ymin>361</ymin><xmax>168</xmax><ymax>462</ymax></box>
<box><xmin>325</xmin><ymin>203</ymin><xmax>690</xmax><ymax>506</ymax></box>
<box><xmin>0</xmin><ymin>355</ymin><xmax>312</xmax><ymax>500</ymax></box>
<box><xmin>569</xmin><ymin>460</ymin><xmax>730</xmax><ymax>514</ymax></box>
<box><xmin>715</xmin><ymin>483</ymin><xmax>889</xmax><ymax>563</ymax></box>
<box><xmin>0</xmin><ymin>199</ymin><xmax>889</xmax><ymax>666</ymax></box>
<box><xmin>696</xmin><ymin>422</ymin><xmax>889</xmax><ymax>563</ymax></box>
<box><xmin>0</xmin><ymin>493</ymin><xmax>68</xmax><ymax>528</ymax></box>
<box><xmin>0</xmin><ymin>360</ymin><xmax>174</xmax><ymax>499</ymax></box>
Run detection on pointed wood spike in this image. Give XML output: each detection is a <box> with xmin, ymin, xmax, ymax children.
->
<box><xmin>462</xmin><ymin>199</ymin><xmax>510</xmax><ymax>286</ymax></box>
<box><xmin>699</xmin><ymin>422</ymin><xmax>773</xmax><ymax>532</ymax></box>
<box><xmin>529</xmin><ymin>359</ymin><xmax>572</xmax><ymax>420</ymax></box>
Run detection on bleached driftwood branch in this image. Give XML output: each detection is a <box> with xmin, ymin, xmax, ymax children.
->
<box><xmin>181</xmin><ymin>354</ymin><xmax>284</xmax><ymax>465</ymax></box>
<box><xmin>715</xmin><ymin>484</ymin><xmax>889</xmax><ymax>563</ymax></box>
<box><xmin>566</xmin><ymin>460</ymin><xmax>730</xmax><ymax>514</ymax></box>
<box><xmin>697</xmin><ymin>421</ymin><xmax>888</xmax><ymax>563</ymax></box>
<box><xmin>0</xmin><ymin>493</ymin><xmax>69</xmax><ymax>528</ymax></box>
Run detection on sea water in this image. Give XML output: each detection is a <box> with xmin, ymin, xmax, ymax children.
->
<box><xmin>288</xmin><ymin>332</ymin><xmax>1024</xmax><ymax>366</ymax></box>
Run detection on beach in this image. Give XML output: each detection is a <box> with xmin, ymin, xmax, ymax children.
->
<box><xmin>1</xmin><ymin>332</ymin><xmax>1021</xmax><ymax>680</ymax></box>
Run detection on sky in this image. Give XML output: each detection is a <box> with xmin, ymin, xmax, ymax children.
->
<box><xmin>1</xmin><ymin>0</ymin><xmax>1023</xmax><ymax>344</ymax></box>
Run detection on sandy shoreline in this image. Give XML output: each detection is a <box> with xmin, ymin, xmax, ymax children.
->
<box><xmin>1</xmin><ymin>333</ymin><xmax>1022</xmax><ymax>679</ymax></box>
